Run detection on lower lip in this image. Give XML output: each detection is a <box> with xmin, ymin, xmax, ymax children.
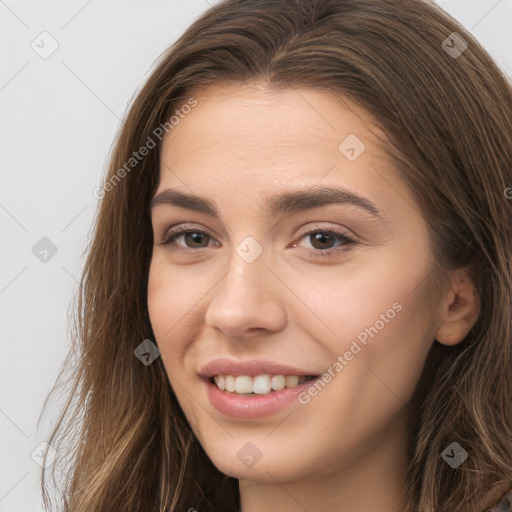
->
<box><xmin>203</xmin><ymin>377</ymin><xmax>318</xmax><ymax>419</ymax></box>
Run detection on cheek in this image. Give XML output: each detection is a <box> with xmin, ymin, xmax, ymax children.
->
<box><xmin>147</xmin><ymin>261</ymin><xmax>190</xmax><ymax>367</ymax></box>
<box><xmin>147</xmin><ymin>263</ymin><xmax>203</xmax><ymax>418</ymax></box>
<box><xmin>287</xmin><ymin>249</ymin><xmax>435</xmax><ymax>403</ymax></box>
<box><xmin>147</xmin><ymin>258</ymin><xmax>217</xmax><ymax>390</ymax></box>
<box><xmin>147</xmin><ymin>258</ymin><xmax>202</xmax><ymax>340</ymax></box>
<box><xmin>147</xmin><ymin>263</ymin><xmax>170</xmax><ymax>340</ymax></box>
<box><xmin>288</xmin><ymin>246</ymin><xmax>433</xmax><ymax>342</ymax></box>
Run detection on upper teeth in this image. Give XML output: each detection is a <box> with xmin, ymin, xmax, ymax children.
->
<box><xmin>213</xmin><ymin>374</ymin><xmax>309</xmax><ymax>394</ymax></box>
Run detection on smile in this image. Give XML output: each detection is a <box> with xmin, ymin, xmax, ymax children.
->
<box><xmin>211</xmin><ymin>374</ymin><xmax>318</xmax><ymax>395</ymax></box>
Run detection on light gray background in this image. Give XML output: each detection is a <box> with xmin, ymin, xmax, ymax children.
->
<box><xmin>1</xmin><ymin>1</ymin><xmax>511</xmax><ymax>510</ymax></box>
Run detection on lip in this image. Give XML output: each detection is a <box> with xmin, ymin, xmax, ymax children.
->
<box><xmin>198</xmin><ymin>358</ymin><xmax>321</xmax><ymax>420</ymax></box>
<box><xmin>202</xmin><ymin>376</ymin><xmax>319</xmax><ymax>419</ymax></box>
<box><xmin>198</xmin><ymin>358</ymin><xmax>318</xmax><ymax>378</ymax></box>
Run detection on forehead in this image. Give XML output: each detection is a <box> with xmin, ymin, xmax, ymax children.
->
<box><xmin>156</xmin><ymin>82</ymin><xmax>406</xmax><ymax>222</ymax></box>
<box><xmin>161</xmin><ymin>81</ymin><xmax>390</xmax><ymax>168</ymax></box>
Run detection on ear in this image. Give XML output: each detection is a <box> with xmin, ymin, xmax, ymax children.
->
<box><xmin>434</xmin><ymin>266</ymin><xmax>481</xmax><ymax>346</ymax></box>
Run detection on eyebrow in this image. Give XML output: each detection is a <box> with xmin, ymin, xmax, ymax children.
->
<box><xmin>149</xmin><ymin>185</ymin><xmax>383</xmax><ymax>220</ymax></box>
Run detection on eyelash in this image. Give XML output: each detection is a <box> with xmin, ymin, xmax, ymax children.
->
<box><xmin>159</xmin><ymin>224</ymin><xmax>356</xmax><ymax>258</ymax></box>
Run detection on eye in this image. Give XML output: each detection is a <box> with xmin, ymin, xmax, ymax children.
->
<box><xmin>159</xmin><ymin>224</ymin><xmax>356</xmax><ymax>258</ymax></box>
<box><xmin>295</xmin><ymin>226</ymin><xmax>356</xmax><ymax>258</ymax></box>
<box><xmin>160</xmin><ymin>225</ymin><xmax>217</xmax><ymax>250</ymax></box>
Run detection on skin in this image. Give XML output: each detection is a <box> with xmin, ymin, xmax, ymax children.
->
<box><xmin>147</xmin><ymin>82</ymin><xmax>480</xmax><ymax>512</ymax></box>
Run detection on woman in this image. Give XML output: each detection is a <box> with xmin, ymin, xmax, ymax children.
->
<box><xmin>41</xmin><ymin>0</ymin><xmax>512</xmax><ymax>510</ymax></box>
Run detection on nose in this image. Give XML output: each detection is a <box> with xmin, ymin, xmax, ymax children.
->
<box><xmin>204</xmin><ymin>244</ymin><xmax>287</xmax><ymax>338</ymax></box>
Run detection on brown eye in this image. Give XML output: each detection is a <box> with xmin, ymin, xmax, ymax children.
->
<box><xmin>180</xmin><ymin>232</ymin><xmax>210</xmax><ymax>248</ymax></box>
<box><xmin>161</xmin><ymin>227</ymin><xmax>215</xmax><ymax>249</ymax></box>
<box><xmin>308</xmin><ymin>231</ymin><xmax>339</xmax><ymax>250</ymax></box>
<box><xmin>297</xmin><ymin>227</ymin><xmax>356</xmax><ymax>258</ymax></box>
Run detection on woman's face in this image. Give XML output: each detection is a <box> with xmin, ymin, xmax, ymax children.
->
<box><xmin>148</xmin><ymin>82</ymin><xmax>439</xmax><ymax>484</ymax></box>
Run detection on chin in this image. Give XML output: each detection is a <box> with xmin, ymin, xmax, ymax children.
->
<box><xmin>199</xmin><ymin>435</ymin><xmax>312</xmax><ymax>483</ymax></box>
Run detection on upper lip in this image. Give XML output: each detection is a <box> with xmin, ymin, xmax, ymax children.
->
<box><xmin>198</xmin><ymin>358</ymin><xmax>320</xmax><ymax>378</ymax></box>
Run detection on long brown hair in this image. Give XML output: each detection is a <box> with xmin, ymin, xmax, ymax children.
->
<box><xmin>41</xmin><ymin>0</ymin><xmax>512</xmax><ymax>510</ymax></box>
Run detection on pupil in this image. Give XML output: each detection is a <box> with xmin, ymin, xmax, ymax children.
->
<box><xmin>186</xmin><ymin>232</ymin><xmax>207</xmax><ymax>247</ymax></box>
<box><xmin>312</xmin><ymin>232</ymin><xmax>333</xmax><ymax>249</ymax></box>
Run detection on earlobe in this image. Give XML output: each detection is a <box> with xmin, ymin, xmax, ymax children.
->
<box><xmin>434</xmin><ymin>267</ymin><xmax>480</xmax><ymax>346</ymax></box>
